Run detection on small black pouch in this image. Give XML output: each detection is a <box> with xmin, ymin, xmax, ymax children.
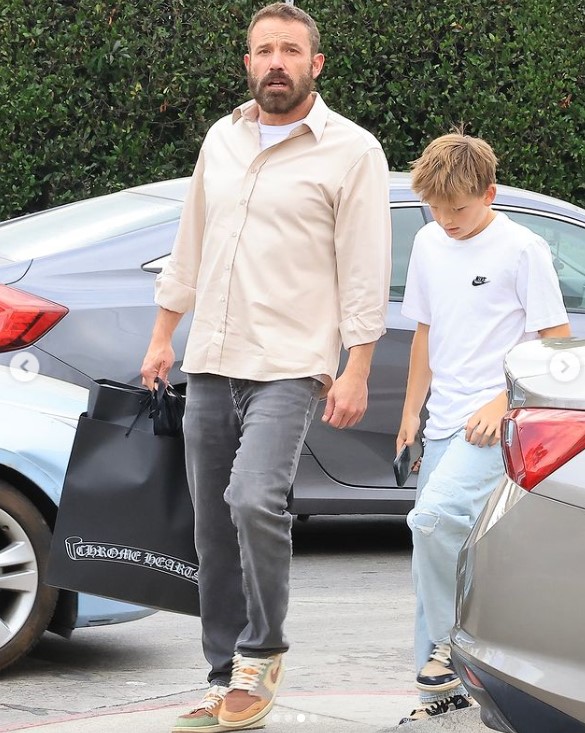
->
<box><xmin>149</xmin><ymin>377</ymin><xmax>185</xmax><ymax>436</ymax></box>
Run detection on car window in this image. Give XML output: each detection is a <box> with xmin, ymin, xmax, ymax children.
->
<box><xmin>504</xmin><ymin>210</ymin><xmax>585</xmax><ymax>312</ymax></box>
<box><xmin>389</xmin><ymin>205</ymin><xmax>426</xmax><ymax>300</ymax></box>
<box><xmin>0</xmin><ymin>193</ymin><xmax>182</xmax><ymax>261</ymax></box>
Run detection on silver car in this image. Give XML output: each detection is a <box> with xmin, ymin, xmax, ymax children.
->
<box><xmin>452</xmin><ymin>338</ymin><xmax>585</xmax><ymax>733</ymax></box>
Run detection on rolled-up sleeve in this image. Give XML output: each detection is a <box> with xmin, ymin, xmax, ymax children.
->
<box><xmin>154</xmin><ymin>149</ymin><xmax>206</xmax><ymax>314</ymax></box>
<box><xmin>333</xmin><ymin>147</ymin><xmax>392</xmax><ymax>349</ymax></box>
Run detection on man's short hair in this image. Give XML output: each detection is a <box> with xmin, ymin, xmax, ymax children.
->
<box><xmin>410</xmin><ymin>132</ymin><xmax>498</xmax><ymax>203</ymax></box>
<box><xmin>247</xmin><ymin>2</ymin><xmax>320</xmax><ymax>56</ymax></box>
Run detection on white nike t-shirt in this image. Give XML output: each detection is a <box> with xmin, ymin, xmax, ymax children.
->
<box><xmin>402</xmin><ymin>212</ymin><xmax>568</xmax><ymax>439</ymax></box>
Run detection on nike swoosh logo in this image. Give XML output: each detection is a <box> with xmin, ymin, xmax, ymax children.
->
<box><xmin>472</xmin><ymin>277</ymin><xmax>490</xmax><ymax>286</ymax></box>
<box><xmin>270</xmin><ymin>662</ymin><xmax>281</xmax><ymax>685</ymax></box>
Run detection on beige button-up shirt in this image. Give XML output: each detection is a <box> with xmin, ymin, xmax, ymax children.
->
<box><xmin>155</xmin><ymin>93</ymin><xmax>391</xmax><ymax>386</ymax></box>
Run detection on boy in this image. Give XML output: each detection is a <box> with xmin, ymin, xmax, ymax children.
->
<box><xmin>397</xmin><ymin>132</ymin><xmax>570</xmax><ymax>723</ymax></box>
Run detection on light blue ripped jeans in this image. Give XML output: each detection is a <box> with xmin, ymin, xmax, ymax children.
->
<box><xmin>407</xmin><ymin>427</ymin><xmax>504</xmax><ymax>703</ymax></box>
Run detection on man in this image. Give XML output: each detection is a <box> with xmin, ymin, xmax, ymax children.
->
<box><xmin>141</xmin><ymin>4</ymin><xmax>391</xmax><ymax>732</ymax></box>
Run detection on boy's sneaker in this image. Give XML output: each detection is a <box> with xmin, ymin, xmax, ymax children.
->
<box><xmin>415</xmin><ymin>642</ymin><xmax>460</xmax><ymax>691</ymax></box>
<box><xmin>218</xmin><ymin>652</ymin><xmax>284</xmax><ymax>729</ymax></box>
<box><xmin>399</xmin><ymin>693</ymin><xmax>477</xmax><ymax>724</ymax></box>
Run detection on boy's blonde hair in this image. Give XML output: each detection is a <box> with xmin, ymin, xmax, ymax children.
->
<box><xmin>410</xmin><ymin>132</ymin><xmax>498</xmax><ymax>203</ymax></box>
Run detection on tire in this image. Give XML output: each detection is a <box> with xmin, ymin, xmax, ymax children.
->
<box><xmin>0</xmin><ymin>480</ymin><xmax>59</xmax><ymax>671</ymax></box>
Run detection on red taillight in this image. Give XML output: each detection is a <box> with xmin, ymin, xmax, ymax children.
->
<box><xmin>502</xmin><ymin>408</ymin><xmax>585</xmax><ymax>491</ymax></box>
<box><xmin>463</xmin><ymin>665</ymin><xmax>484</xmax><ymax>689</ymax></box>
<box><xmin>0</xmin><ymin>284</ymin><xmax>68</xmax><ymax>351</ymax></box>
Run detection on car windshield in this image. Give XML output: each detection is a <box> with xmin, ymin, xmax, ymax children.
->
<box><xmin>0</xmin><ymin>192</ymin><xmax>182</xmax><ymax>261</ymax></box>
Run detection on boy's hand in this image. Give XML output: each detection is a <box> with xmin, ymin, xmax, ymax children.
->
<box><xmin>465</xmin><ymin>391</ymin><xmax>508</xmax><ymax>447</ymax></box>
<box><xmin>396</xmin><ymin>414</ymin><xmax>421</xmax><ymax>453</ymax></box>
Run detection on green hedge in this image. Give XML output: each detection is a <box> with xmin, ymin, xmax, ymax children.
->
<box><xmin>1</xmin><ymin>0</ymin><xmax>584</xmax><ymax>220</ymax></box>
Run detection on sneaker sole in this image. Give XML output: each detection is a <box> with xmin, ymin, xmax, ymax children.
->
<box><xmin>218</xmin><ymin>664</ymin><xmax>285</xmax><ymax>729</ymax></box>
<box><xmin>172</xmin><ymin>721</ymin><xmax>266</xmax><ymax>733</ymax></box>
<box><xmin>415</xmin><ymin>676</ymin><xmax>462</xmax><ymax>692</ymax></box>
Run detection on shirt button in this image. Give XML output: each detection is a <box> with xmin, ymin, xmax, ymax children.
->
<box><xmin>224</xmin><ymin>264</ymin><xmax>230</xmax><ymax>271</ymax></box>
<box><xmin>251</xmin><ymin>168</ymin><xmax>257</xmax><ymax>174</ymax></box>
<box><xmin>240</xmin><ymin>199</ymin><xmax>246</xmax><ymax>206</ymax></box>
<box><xmin>220</xmin><ymin>296</ymin><xmax>226</xmax><ymax>303</ymax></box>
<box><xmin>231</xmin><ymin>232</ymin><xmax>237</xmax><ymax>237</ymax></box>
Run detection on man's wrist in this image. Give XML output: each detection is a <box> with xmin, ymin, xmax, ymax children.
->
<box><xmin>341</xmin><ymin>364</ymin><xmax>370</xmax><ymax>381</ymax></box>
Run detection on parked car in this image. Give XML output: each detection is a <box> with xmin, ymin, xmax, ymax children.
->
<box><xmin>452</xmin><ymin>338</ymin><xmax>585</xmax><ymax>733</ymax></box>
<box><xmin>2</xmin><ymin>175</ymin><xmax>585</xmax><ymax>518</ymax></box>
<box><xmin>0</xmin><ymin>365</ymin><xmax>156</xmax><ymax>672</ymax></box>
<box><xmin>1</xmin><ymin>176</ymin><xmax>585</xmax><ymax>671</ymax></box>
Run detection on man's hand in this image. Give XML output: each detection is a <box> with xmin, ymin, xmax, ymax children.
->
<box><xmin>322</xmin><ymin>342</ymin><xmax>376</xmax><ymax>429</ymax></box>
<box><xmin>321</xmin><ymin>371</ymin><xmax>368</xmax><ymax>429</ymax></box>
<box><xmin>141</xmin><ymin>341</ymin><xmax>175</xmax><ymax>390</ymax></box>
<box><xmin>465</xmin><ymin>391</ymin><xmax>508</xmax><ymax>447</ymax></box>
<box><xmin>140</xmin><ymin>308</ymin><xmax>183</xmax><ymax>390</ymax></box>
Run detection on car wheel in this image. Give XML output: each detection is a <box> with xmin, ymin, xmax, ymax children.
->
<box><xmin>0</xmin><ymin>480</ymin><xmax>59</xmax><ymax>671</ymax></box>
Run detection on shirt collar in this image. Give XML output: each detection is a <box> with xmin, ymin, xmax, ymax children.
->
<box><xmin>232</xmin><ymin>92</ymin><xmax>328</xmax><ymax>142</ymax></box>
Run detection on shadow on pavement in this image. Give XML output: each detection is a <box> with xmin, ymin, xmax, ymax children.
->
<box><xmin>292</xmin><ymin>515</ymin><xmax>412</xmax><ymax>555</ymax></box>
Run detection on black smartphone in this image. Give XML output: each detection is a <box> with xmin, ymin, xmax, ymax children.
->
<box><xmin>393</xmin><ymin>436</ymin><xmax>423</xmax><ymax>487</ymax></box>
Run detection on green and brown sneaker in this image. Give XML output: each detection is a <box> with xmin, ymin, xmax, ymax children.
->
<box><xmin>172</xmin><ymin>684</ymin><xmax>266</xmax><ymax>732</ymax></box>
<box><xmin>218</xmin><ymin>652</ymin><xmax>284</xmax><ymax>729</ymax></box>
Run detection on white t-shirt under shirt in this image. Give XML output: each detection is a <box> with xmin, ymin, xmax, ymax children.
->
<box><xmin>258</xmin><ymin>120</ymin><xmax>303</xmax><ymax>151</ymax></box>
<box><xmin>402</xmin><ymin>211</ymin><xmax>568</xmax><ymax>439</ymax></box>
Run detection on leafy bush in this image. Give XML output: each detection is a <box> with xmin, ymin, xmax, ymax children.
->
<box><xmin>0</xmin><ymin>0</ymin><xmax>583</xmax><ymax>219</ymax></box>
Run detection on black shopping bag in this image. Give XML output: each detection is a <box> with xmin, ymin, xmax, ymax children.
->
<box><xmin>46</xmin><ymin>381</ymin><xmax>200</xmax><ymax>616</ymax></box>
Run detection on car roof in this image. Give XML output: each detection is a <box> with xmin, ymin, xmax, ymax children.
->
<box><xmin>128</xmin><ymin>173</ymin><xmax>585</xmax><ymax>224</ymax></box>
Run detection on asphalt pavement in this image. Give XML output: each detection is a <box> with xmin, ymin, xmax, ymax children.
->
<box><xmin>1</xmin><ymin>519</ymin><xmax>490</xmax><ymax>733</ymax></box>
<box><xmin>2</xmin><ymin>692</ymin><xmax>489</xmax><ymax>732</ymax></box>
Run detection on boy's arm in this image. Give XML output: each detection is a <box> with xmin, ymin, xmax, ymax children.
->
<box><xmin>466</xmin><ymin>322</ymin><xmax>572</xmax><ymax>447</ymax></box>
<box><xmin>539</xmin><ymin>324</ymin><xmax>571</xmax><ymax>338</ymax></box>
<box><xmin>396</xmin><ymin>323</ymin><xmax>431</xmax><ymax>452</ymax></box>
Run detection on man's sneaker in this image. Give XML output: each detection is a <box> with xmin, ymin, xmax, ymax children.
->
<box><xmin>218</xmin><ymin>652</ymin><xmax>284</xmax><ymax>729</ymax></box>
<box><xmin>399</xmin><ymin>693</ymin><xmax>477</xmax><ymax>724</ymax></box>
<box><xmin>172</xmin><ymin>685</ymin><xmax>265</xmax><ymax>732</ymax></box>
<box><xmin>415</xmin><ymin>642</ymin><xmax>460</xmax><ymax>691</ymax></box>
<box><xmin>172</xmin><ymin>685</ymin><xmax>228</xmax><ymax>732</ymax></box>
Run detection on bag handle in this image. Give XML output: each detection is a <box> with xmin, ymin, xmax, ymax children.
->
<box><xmin>124</xmin><ymin>378</ymin><xmax>184</xmax><ymax>437</ymax></box>
<box><xmin>125</xmin><ymin>393</ymin><xmax>152</xmax><ymax>437</ymax></box>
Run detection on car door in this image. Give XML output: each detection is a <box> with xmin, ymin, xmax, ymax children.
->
<box><xmin>303</xmin><ymin>203</ymin><xmax>428</xmax><ymax>489</ymax></box>
<box><xmin>501</xmin><ymin>207</ymin><xmax>585</xmax><ymax>337</ymax></box>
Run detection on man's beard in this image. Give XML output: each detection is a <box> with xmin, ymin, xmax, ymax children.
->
<box><xmin>247</xmin><ymin>66</ymin><xmax>314</xmax><ymax>115</ymax></box>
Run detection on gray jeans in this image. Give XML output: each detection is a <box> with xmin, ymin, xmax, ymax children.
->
<box><xmin>184</xmin><ymin>373</ymin><xmax>321</xmax><ymax>684</ymax></box>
